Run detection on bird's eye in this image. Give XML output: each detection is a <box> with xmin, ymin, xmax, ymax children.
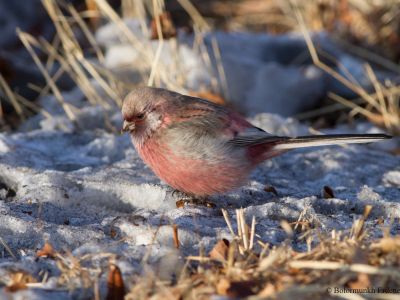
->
<box><xmin>136</xmin><ymin>113</ymin><xmax>145</xmax><ymax>120</ymax></box>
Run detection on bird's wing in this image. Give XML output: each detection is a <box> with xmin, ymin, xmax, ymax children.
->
<box><xmin>227</xmin><ymin>127</ymin><xmax>288</xmax><ymax>146</ymax></box>
<box><xmin>165</xmin><ymin>94</ymin><xmax>228</xmax><ymax>124</ymax></box>
<box><xmin>164</xmin><ymin>93</ymin><xmax>288</xmax><ymax>145</ymax></box>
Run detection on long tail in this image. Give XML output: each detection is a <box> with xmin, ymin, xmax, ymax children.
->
<box><xmin>273</xmin><ymin>134</ymin><xmax>391</xmax><ymax>151</ymax></box>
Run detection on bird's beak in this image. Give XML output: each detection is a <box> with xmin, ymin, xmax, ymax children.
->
<box><xmin>121</xmin><ymin>120</ymin><xmax>135</xmax><ymax>134</ymax></box>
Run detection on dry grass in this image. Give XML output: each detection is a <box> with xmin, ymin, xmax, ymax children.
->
<box><xmin>194</xmin><ymin>0</ymin><xmax>400</xmax><ymax>62</ymax></box>
<box><xmin>1</xmin><ymin>0</ymin><xmax>397</xmax><ymax>136</ymax></box>
<box><xmin>281</xmin><ymin>1</ymin><xmax>400</xmax><ymax>135</ymax></box>
<box><xmin>2</xmin><ymin>206</ymin><xmax>399</xmax><ymax>299</ymax></box>
<box><xmin>8</xmin><ymin>0</ymin><xmax>227</xmax><ymax>132</ymax></box>
<box><xmin>121</xmin><ymin>206</ymin><xmax>400</xmax><ymax>299</ymax></box>
<box><xmin>6</xmin><ymin>0</ymin><xmax>397</xmax><ymax>136</ymax></box>
<box><xmin>292</xmin><ymin>3</ymin><xmax>400</xmax><ymax>135</ymax></box>
<box><xmin>169</xmin><ymin>0</ymin><xmax>400</xmax><ymax>135</ymax></box>
<box><xmin>289</xmin><ymin>0</ymin><xmax>400</xmax><ymax>62</ymax></box>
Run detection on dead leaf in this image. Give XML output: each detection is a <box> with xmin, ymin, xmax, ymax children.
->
<box><xmin>176</xmin><ymin>199</ymin><xmax>185</xmax><ymax>208</ymax></box>
<box><xmin>322</xmin><ymin>186</ymin><xmax>335</xmax><ymax>198</ymax></box>
<box><xmin>375</xmin><ymin>216</ymin><xmax>384</xmax><ymax>225</ymax></box>
<box><xmin>348</xmin><ymin>273</ymin><xmax>370</xmax><ymax>289</ymax></box>
<box><xmin>226</xmin><ymin>280</ymin><xmax>257</xmax><ymax>298</ymax></box>
<box><xmin>150</xmin><ymin>12</ymin><xmax>177</xmax><ymax>40</ymax></box>
<box><xmin>5</xmin><ymin>282</ymin><xmax>27</xmax><ymax>293</ymax></box>
<box><xmin>209</xmin><ymin>239</ymin><xmax>230</xmax><ymax>261</ymax></box>
<box><xmin>216</xmin><ymin>278</ymin><xmax>230</xmax><ymax>295</ymax></box>
<box><xmin>36</xmin><ymin>242</ymin><xmax>56</xmax><ymax>259</ymax></box>
<box><xmin>5</xmin><ymin>272</ymin><xmax>36</xmax><ymax>293</ymax></box>
<box><xmin>106</xmin><ymin>263</ymin><xmax>125</xmax><ymax>300</ymax></box>
<box><xmin>110</xmin><ymin>227</ymin><xmax>117</xmax><ymax>239</ymax></box>
<box><xmin>264</xmin><ymin>185</ymin><xmax>278</xmax><ymax>196</ymax></box>
<box><xmin>190</xmin><ymin>91</ymin><xmax>226</xmax><ymax>106</ymax></box>
<box><xmin>85</xmin><ymin>0</ymin><xmax>100</xmax><ymax>30</ymax></box>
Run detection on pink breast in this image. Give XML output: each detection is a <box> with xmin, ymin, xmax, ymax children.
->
<box><xmin>136</xmin><ymin>138</ymin><xmax>250</xmax><ymax>196</ymax></box>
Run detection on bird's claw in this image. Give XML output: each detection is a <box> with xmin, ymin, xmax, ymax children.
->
<box><xmin>175</xmin><ymin>197</ymin><xmax>216</xmax><ymax>208</ymax></box>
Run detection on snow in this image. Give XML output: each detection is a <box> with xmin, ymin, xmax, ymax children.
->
<box><xmin>1</xmin><ymin>103</ymin><xmax>400</xmax><ymax>299</ymax></box>
<box><xmin>1</xmin><ymin>17</ymin><xmax>400</xmax><ymax>299</ymax></box>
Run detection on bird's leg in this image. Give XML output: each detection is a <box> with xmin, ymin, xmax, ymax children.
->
<box><xmin>176</xmin><ymin>197</ymin><xmax>216</xmax><ymax>208</ymax></box>
<box><xmin>166</xmin><ymin>188</ymin><xmax>216</xmax><ymax>208</ymax></box>
<box><xmin>192</xmin><ymin>197</ymin><xmax>216</xmax><ymax>208</ymax></box>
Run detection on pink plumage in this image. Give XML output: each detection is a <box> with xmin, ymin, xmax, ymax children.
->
<box><xmin>122</xmin><ymin>87</ymin><xmax>390</xmax><ymax>197</ymax></box>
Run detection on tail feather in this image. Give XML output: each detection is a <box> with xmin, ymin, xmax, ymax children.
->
<box><xmin>272</xmin><ymin>134</ymin><xmax>391</xmax><ymax>151</ymax></box>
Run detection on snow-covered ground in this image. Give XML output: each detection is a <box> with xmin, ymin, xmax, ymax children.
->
<box><xmin>1</xmin><ymin>18</ymin><xmax>400</xmax><ymax>299</ymax></box>
<box><xmin>1</xmin><ymin>101</ymin><xmax>399</xmax><ymax>298</ymax></box>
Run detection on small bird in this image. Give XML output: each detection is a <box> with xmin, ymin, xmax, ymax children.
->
<box><xmin>122</xmin><ymin>87</ymin><xmax>391</xmax><ymax>197</ymax></box>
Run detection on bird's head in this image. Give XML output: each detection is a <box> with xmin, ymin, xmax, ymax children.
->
<box><xmin>121</xmin><ymin>87</ymin><xmax>173</xmax><ymax>145</ymax></box>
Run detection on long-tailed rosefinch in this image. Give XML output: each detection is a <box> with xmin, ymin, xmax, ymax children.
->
<box><xmin>122</xmin><ymin>87</ymin><xmax>390</xmax><ymax>196</ymax></box>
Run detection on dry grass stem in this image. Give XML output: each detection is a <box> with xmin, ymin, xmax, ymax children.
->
<box><xmin>0</xmin><ymin>235</ymin><xmax>17</xmax><ymax>260</ymax></box>
<box><xmin>0</xmin><ymin>74</ymin><xmax>24</xmax><ymax>120</ymax></box>
<box><xmin>18</xmin><ymin>30</ymin><xmax>76</xmax><ymax>122</ymax></box>
<box><xmin>294</xmin><ymin>4</ymin><xmax>400</xmax><ymax>134</ymax></box>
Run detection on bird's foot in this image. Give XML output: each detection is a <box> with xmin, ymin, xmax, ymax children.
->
<box><xmin>170</xmin><ymin>189</ymin><xmax>188</xmax><ymax>199</ymax></box>
<box><xmin>175</xmin><ymin>196</ymin><xmax>216</xmax><ymax>209</ymax></box>
<box><xmin>166</xmin><ymin>188</ymin><xmax>216</xmax><ymax>208</ymax></box>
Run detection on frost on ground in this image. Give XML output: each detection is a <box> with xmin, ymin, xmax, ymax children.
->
<box><xmin>0</xmin><ymin>102</ymin><xmax>399</xmax><ymax>298</ymax></box>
